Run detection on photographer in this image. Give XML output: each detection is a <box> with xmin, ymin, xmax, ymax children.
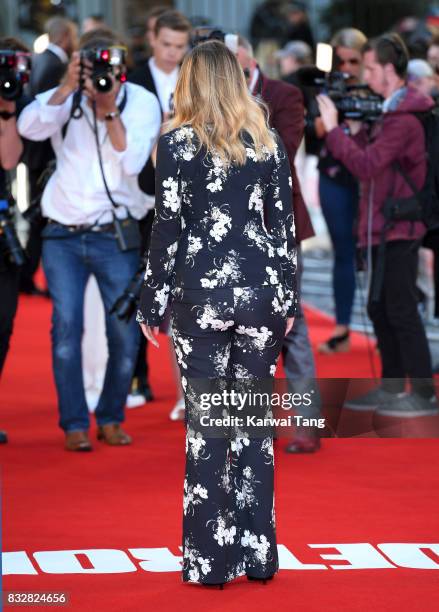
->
<box><xmin>317</xmin><ymin>32</ymin><xmax>438</xmax><ymax>417</ymax></box>
<box><xmin>17</xmin><ymin>29</ymin><xmax>161</xmax><ymax>451</ymax></box>
<box><xmin>0</xmin><ymin>37</ymin><xmax>32</xmax><ymax>443</ymax></box>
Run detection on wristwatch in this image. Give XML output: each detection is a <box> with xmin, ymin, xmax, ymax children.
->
<box><xmin>0</xmin><ymin>110</ymin><xmax>16</xmax><ymax>120</ymax></box>
<box><xmin>104</xmin><ymin>110</ymin><xmax>120</xmax><ymax>121</ymax></box>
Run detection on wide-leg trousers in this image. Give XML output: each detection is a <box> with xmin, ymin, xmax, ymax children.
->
<box><xmin>170</xmin><ymin>285</ymin><xmax>289</xmax><ymax>584</ymax></box>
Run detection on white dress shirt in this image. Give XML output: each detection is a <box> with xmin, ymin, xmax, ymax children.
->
<box><xmin>148</xmin><ymin>57</ymin><xmax>179</xmax><ymax>114</ymax></box>
<box><xmin>18</xmin><ymin>82</ymin><xmax>161</xmax><ymax>225</ymax></box>
<box><xmin>249</xmin><ymin>67</ymin><xmax>260</xmax><ymax>95</ymax></box>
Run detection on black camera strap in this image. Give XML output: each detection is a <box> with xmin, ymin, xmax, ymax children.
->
<box><xmin>91</xmin><ymin>90</ymin><xmax>140</xmax><ymax>251</ymax></box>
<box><xmin>90</xmin><ymin>87</ymin><xmax>127</xmax><ymax>210</ymax></box>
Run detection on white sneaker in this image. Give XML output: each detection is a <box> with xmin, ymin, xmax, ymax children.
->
<box><xmin>126</xmin><ymin>393</ymin><xmax>147</xmax><ymax>409</ymax></box>
<box><xmin>169</xmin><ymin>398</ymin><xmax>185</xmax><ymax>421</ymax></box>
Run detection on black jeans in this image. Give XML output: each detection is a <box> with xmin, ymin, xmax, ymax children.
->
<box><xmin>367</xmin><ymin>239</ymin><xmax>434</xmax><ymax>397</ymax></box>
<box><xmin>0</xmin><ymin>264</ymin><xmax>20</xmax><ymax>376</ymax></box>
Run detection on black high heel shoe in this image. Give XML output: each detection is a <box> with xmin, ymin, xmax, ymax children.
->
<box><xmin>247</xmin><ymin>575</ymin><xmax>274</xmax><ymax>584</ymax></box>
<box><xmin>202</xmin><ymin>582</ymin><xmax>225</xmax><ymax>590</ymax></box>
<box><xmin>317</xmin><ymin>330</ymin><xmax>350</xmax><ymax>354</ymax></box>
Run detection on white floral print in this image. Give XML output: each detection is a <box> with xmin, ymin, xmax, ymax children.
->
<box><xmin>235</xmin><ymin>325</ymin><xmax>274</xmax><ymax>352</ymax></box>
<box><xmin>241</xmin><ymin>531</ymin><xmax>272</xmax><ymax>566</ymax></box>
<box><xmin>184</xmin><ymin>479</ymin><xmax>208</xmax><ymax>516</ymax></box>
<box><xmin>207</xmin><ymin>510</ymin><xmax>237</xmax><ymax>547</ymax></box>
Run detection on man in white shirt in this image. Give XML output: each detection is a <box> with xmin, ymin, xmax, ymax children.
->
<box><xmin>18</xmin><ymin>29</ymin><xmax>161</xmax><ymax>451</ymax></box>
<box><xmin>128</xmin><ymin>10</ymin><xmax>191</xmax><ymax>412</ymax></box>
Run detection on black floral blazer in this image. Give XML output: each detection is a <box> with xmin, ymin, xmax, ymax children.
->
<box><xmin>137</xmin><ymin>125</ymin><xmax>298</xmax><ymax>326</ymax></box>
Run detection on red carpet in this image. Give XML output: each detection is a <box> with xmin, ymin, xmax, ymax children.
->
<box><xmin>1</xmin><ymin>296</ymin><xmax>439</xmax><ymax>611</ymax></box>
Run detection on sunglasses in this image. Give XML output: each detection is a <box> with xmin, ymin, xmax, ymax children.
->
<box><xmin>335</xmin><ymin>55</ymin><xmax>360</xmax><ymax>66</ymax></box>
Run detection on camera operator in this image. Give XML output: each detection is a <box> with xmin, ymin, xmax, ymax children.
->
<box><xmin>317</xmin><ymin>32</ymin><xmax>438</xmax><ymax>417</ymax></box>
<box><xmin>0</xmin><ymin>37</ymin><xmax>32</xmax><ymax>444</ymax></box>
<box><xmin>17</xmin><ymin>29</ymin><xmax>161</xmax><ymax>451</ymax></box>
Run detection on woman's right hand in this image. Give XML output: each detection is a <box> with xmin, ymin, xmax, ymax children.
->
<box><xmin>285</xmin><ymin>317</ymin><xmax>295</xmax><ymax>336</ymax></box>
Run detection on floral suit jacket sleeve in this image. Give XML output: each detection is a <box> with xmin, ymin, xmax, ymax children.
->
<box><xmin>264</xmin><ymin>133</ymin><xmax>298</xmax><ymax>318</ymax></box>
<box><xmin>137</xmin><ymin>133</ymin><xmax>181</xmax><ymax>326</ymax></box>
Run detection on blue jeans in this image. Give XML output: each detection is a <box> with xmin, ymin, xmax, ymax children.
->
<box><xmin>319</xmin><ymin>173</ymin><xmax>358</xmax><ymax>326</ymax></box>
<box><xmin>42</xmin><ymin>223</ymin><xmax>140</xmax><ymax>432</ymax></box>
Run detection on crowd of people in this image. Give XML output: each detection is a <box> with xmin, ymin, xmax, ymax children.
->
<box><xmin>1</xmin><ymin>3</ymin><xmax>439</xmax><ymax>453</ymax></box>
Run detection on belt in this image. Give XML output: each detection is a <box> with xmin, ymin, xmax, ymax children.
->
<box><xmin>47</xmin><ymin>219</ymin><xmax>115</xmax><ymax>233</ymax></box>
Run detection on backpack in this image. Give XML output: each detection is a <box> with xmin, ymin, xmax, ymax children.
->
<box><xmin>371</xmin><ymin>106</ymin><xmax>439</xmax><ymax>303</ymax></box>
<box><xmin>385</xmin><ymin>106</ymin><xmax>439</xmax><ymax>235</ymax></box>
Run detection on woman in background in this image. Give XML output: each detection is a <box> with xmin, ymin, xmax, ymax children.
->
<box><xmin>317</xmin><ymin>28</ymin><xmax>367</xmax><ymax>353</ymax></box>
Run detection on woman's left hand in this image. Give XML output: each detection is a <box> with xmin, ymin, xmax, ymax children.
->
<box><xmin>285</xmin><ymin>317</ymin><xmax>295</xmax><ymax>336</ymax></box>
<box><xmin>140</xmin><ymin>323</ymin><xmax>160</xmax><ymax>347</ymax></box>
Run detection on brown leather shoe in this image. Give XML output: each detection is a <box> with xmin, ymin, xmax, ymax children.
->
<box><xmin>65</xmin><ymin>430</ymin><xmax>92</xmax><ymax>452</ymax></box>
<box><xmin>97</xmin><ymin>423</ymin><xmax>132</xmax><ymax>446</ymax></box>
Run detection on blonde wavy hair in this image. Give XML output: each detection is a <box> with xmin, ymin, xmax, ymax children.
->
<box><xmin>166</xmin><ymin>40</ymin><xmax>276</xmax><ymax>165</ymax></box>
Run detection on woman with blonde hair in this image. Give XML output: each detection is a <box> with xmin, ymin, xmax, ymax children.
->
<box><xmin>317</xmin><ymin>28</ymin><xmax>367</xmax><ymax>354</ymax></box>
<box><xmin>137</xmin><ymin>40</ymin><xmax>298</xmax><ymax>587</ymax></box>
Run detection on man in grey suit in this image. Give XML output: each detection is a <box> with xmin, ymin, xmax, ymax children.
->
<box><xmin>31</xmin><ymin>17</ymin><xmax>78</xmax><ymax>96</ymax></box>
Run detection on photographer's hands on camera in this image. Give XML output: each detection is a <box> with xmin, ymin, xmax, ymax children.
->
<box><xmin>317</xmin><ymin>94</ymin><xmax>363</xmax><ymax>136</ymax></box>
<box><xmin>48</xmin><ymin>52</ymin><xmax>126</xmax><ymax>150</ymax></box>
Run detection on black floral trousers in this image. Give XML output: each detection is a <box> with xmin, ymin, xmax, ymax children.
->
<box><xmin>170</xmin><ymin>284</ymin><xmax>289</xmax><ymax>584</ymax></box>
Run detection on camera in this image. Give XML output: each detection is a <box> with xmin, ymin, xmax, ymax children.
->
<box><xmin>297</xmin><ymin>65</ymin><xmax>383</xmax><ymax>122</ymax></box>
<box><xmin>297</xmin><ymin>43</ymin><xmax>383</xmax><ymax>122</ymax></box>
<box><xmin>0</xmin><ymin>198</ymin><xmax>26</xmax><ymax>266</ymax></box>
<box><xmin>80</xmin><ymin>46</ymin><xmax>127</xmax><ymax>93</ymax></box>
<box><xmin>0</xmin><ymin>50</ymin><xmax>31</xmax><ymax>101</ymax></box>
<box><xmin>111</xmin><ymin>261</ymin><xmax>146</xmax><ymax>321</ymax></box>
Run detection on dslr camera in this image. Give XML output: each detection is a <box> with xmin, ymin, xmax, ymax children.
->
<box><xmin>0</xmin><ymin>50</ymin><xmax>31</xmax><ymax>101</ymax></box>
<box><xmin>297</xmin><ymin>43</ymin><xmax>383</xmax><ymax>122</ymax></box>
<box><xmin>0</xmin><ymin>197</ymin><xmax>26</xmax><ymax>267</ymax></box>
<box><xmin>79</xmin><ymin>45</ymin><xmax>127</xmax><ymax>93</ymax></box>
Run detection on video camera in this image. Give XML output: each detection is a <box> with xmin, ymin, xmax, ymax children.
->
<box><xmin>0</xmin><ymin>197</ymin><xmax>26</xmax><ymax>266</ymax></box>
<box><xmin>0</xmin><ymin>50</ymin><xmax>31</xmax><ymax>101</ymax></box>
<box><xmin>79</xmin><ymin>46</ymin><xmax>127</xmax><ymax>93</ymax></box>
<box><xmin>297</xmin><ymin>43</ymin><xmax>383</xmax><ymax>122</ymax></box>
